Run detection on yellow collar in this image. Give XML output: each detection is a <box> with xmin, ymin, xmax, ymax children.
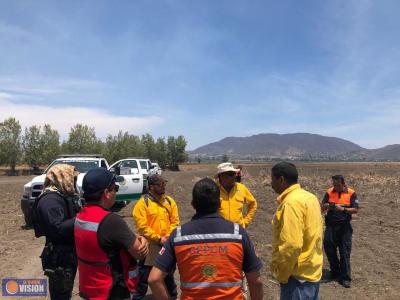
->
<box><xmin>276</xmin><ymin>183</ymin><xmax>301</xmax><ymax>204</ymax></box>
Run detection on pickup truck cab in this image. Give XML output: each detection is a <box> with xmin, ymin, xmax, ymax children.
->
<box><xmin>21</xmin><ymin>156</ymin><xmax>148</xmax><ymax>226</ymax></box>
<box><xmin>108</xmin><ymin>158</ymin><xmax>145</xmax><ymax>201</ymax></box>
<box><xmin>21</xmin><ymin>155</ymin><xmax>109</xmax><ymax>226</ymax></box>
<box><xmin>139</xmin><ymin>158</ymin><xmax>161</xmax><ymax>176</ymax></box>
<box><xmin>151</xmin><ymin>162</ymin><xmax>162</xmax><ymax>175</ymax></box>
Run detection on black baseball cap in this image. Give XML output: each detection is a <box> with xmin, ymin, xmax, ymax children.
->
<box><xmin>83</xmin><ymin>167</ymin><xmax>124</xmax><ymax>198</ymax></box>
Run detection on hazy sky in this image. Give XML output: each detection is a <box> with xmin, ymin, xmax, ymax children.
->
<box><xmin>1</xmin><ymin>0</ymin><xmax>400</xmax><ymax>150</ymax></box>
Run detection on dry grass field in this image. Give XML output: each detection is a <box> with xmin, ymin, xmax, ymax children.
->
<box><xmin>1</xmin><ymin>162</ymin><xmax>400</xmax><ymax>299</ymax></box>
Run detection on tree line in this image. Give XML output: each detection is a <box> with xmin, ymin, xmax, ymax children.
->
<box><xmin>0</xmin><ymin>117</ymin><xmax>188</xmax><ymax>173</ymax></box>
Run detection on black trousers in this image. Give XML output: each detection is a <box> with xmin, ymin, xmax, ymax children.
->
<box><xmin>131</xmin><ymin>260</ymin><xmax>177</xmax><ymax>300</ymax></box>
<box><xmin>323</xmin><ymin>222</ymin><xmax>353</xmax><ymax>281</ymax></box>
<box><xmin>40</xmin><ymin>245</ymin><xmax>77</xmax><ymax>300</ymax></box>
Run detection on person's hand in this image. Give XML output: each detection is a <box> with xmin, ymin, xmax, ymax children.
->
<box><xmin>335</xmin><ymin>204</ymin><xmax>346</xmax><ymax>212</ymax></box>
<box><xmin>321</xmin><ymin>203</ymin><xmax>330</xmax><ymax>212</ymax></box>
<box><xmin>137</xmin><ymin>235</ymin><xmax>149</xmax><ymax>259</ymax></box>
<box><xmin>160</xmin><ymin>236</ymin><xmax>168</xmax><ymax>245</ymax></box>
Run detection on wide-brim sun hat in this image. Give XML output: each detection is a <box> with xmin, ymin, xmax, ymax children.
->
<box><xmin>216</xmin><ymin>162</ymin><xmax>239</xmax><ymax>175</ymax></box>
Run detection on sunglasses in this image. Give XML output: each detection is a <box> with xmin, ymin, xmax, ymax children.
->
<box><xmin>222</xmin><ymin>172</ymin><xmax>236</xmax><ymax>177</ymax></box>
<box><xmin>107</xmin><ymin>183</ymin><xmax>119</xmax><ymax>193</ymax></box>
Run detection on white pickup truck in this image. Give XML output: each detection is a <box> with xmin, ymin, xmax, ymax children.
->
<box><xmin>21</xmin><ymin>155</ymin><xmax>147</xmax><ymax>226</ymax></box>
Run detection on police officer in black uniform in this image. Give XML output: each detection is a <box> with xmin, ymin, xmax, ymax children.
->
<box><xmin>33</xmin><ymin>164</ymin><xmax>82</xmax><ymax>299</ymax></box>
<box><xmin>321</xmin><ymin>175</ymin><xmax>359</xmax><ymax>288</ymax></box>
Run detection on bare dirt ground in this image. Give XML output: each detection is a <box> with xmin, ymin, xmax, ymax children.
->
<box><xmin>1</xmin><ymin>163</ymin><xmax>400</xmax><ymax>299</ymax></box>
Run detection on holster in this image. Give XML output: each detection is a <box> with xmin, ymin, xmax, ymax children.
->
<box><xmin>40</xmin><ymin>242</ymin><xmax>76</xmax><ymax>295</ymax></box>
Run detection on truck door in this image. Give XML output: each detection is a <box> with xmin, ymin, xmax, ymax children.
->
<box><xmin>109</xmin><ymin>159</ymin><xmax>143</xmax><ymax>202</ymax></box>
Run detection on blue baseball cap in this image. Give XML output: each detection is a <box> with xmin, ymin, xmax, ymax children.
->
<box><xmin>83</xmin><ymin>167</ymin><xmax>124</xmax><ymax>198</ymax></box>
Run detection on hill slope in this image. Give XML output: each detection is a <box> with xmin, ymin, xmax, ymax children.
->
<box><xmin>190</xmin><ymin>133</ymin><xmax>364</xmax><ymax>159</ymax></box>
<box><xmin>344</xmin><ymin>144</ymin><xmax>400</xmax><ymax>161</ymax></box>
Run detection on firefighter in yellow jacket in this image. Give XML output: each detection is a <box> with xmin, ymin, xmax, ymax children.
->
<box><xmin>132</xmin><ymin>174</ymin><xmax>180</xmax><ymax>300</ymax></box>
<box><xmin>216</xmin><ymin>162</ymin><xmax>257</xmax><ymax>228</ymax></box>
<box><xmin>270</xmin><ymin>162</ymin><xmax>323</xmax><ymax>299</ymax></box>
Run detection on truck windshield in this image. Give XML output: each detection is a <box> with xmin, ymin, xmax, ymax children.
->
<box><xmin>120</xmin><ymin>160</ymin><xmax>138</xmax><ymax>168</ymax></box>
<box><xmin>45</xmin><ymin>160</ymin><xmax>99</xmax><ymax>173</ymax></box>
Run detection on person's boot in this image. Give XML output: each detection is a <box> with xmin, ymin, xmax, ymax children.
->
<box><xmin>328</xmin><ymin>272</ymin><xmax>339</xmax><ymax>281</ymax></box>
<box><xmin>339</xmin><ymin>280</ymin><xmax>351</xmax><ymax>288</ymax></box>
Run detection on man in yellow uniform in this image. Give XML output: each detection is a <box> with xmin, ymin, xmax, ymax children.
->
<box><xmin>270</xmin><ymin>162</ymin><xmax>323</xmax><ymax>300</ymax></box>
<box><xmin>216</xmin><ymin>162</ymin><xmax>257</xmax><ymax>228</ymax></box>
<box><xmin>132</xmin><ymin>174</ymin><xmax>180</xmax><ymax>300</ymax></box>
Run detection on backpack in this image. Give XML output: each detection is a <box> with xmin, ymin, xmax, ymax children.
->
<box><xmin>32</xmin><ymin>191</ymin><xmax>83</xmax><ymax>238</ymax></box>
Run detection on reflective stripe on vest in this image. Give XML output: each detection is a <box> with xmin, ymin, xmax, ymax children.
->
<box><xmin>327</xmin><ymin>187</ymin><xmax>354</xmax><ymax>205</ymax></box>
<box><xmin>174</xmin><ymin>223</ymin><xmax>242</xmax><ymax>242</ymax></box>
<box><xmin>181</xmin><ymin>281</ymin><xmax>242</xmax><ymax>288</ymax></box>
<box><xmin>174</xmin><ymin>223</ymin><xmax>243</xmax><ymax>299</ymax></box>
<box><xmin>75</xmin><ymin>218</ymin><xmax>99</xmax><ymax>232</ymax></box>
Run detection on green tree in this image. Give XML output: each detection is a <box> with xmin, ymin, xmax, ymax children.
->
<box><xmin>103</xmin><ymin>131</ymin><xmax>143</xmax><ymax>164</ymax></box>
<box><xmin>40</xmin><ymin>124</ymin><xmax>60</xmax><ymax>163</ymax></box>
<box><xmin>222</xmin><ymin>153</ymin><xmax>229</xmax><ymax>162</ymax></box>
<box><xmin>167</xmin><ymin>135</ymin><xmax>188</xmax><ymax>170</ymax></box>
<box><xmin>22</xmin><ymin>125</ymin><xmax>42</xmax><ymax>167</ymax></box>
<box><xmin>61</xmin><ymin>124</ymin><xmax>103</xmax><ymax>154</ymax></box>
<box><xmin>141</xmin><ymin>133</ymin><xmax>156</xmax><ymax>160</ymax></box>
<box><xmin>175</xmin><ymin>135</ymin><xmax>188</xmax><ymax>164</ymax></box>
<box><xmin>0</xmin><ymin>117</ymin><xmax>22</xmax><ymax>174</ymax></box>
<box><xmin>154</xmin><ymin>137</ymin><xmax>168</xmax><ymax>169</ymax></box>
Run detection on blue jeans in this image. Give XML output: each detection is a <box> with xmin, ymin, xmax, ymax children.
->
<box><xmin>131</xmin><ymin>260</ymin><xmax>177</xmax><ymax>300</ymax></box>
<box><xmin>280</xmin><ymin>277</ymin><xmax>320</xmax><ymax>300</ymax></box>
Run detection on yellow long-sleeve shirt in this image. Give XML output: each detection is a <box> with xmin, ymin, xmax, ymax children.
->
<box><xmin>132</xmin><ymin>194</ymin><xmax>180</xmax><ymax>243</ymax></box>
<box><xmin>270</xmin><ymin>184</ymin><xmax>323</xmax><ymax>284</ymax></box>
<box><xmin>218</xmin><ymin>182</ymin><xmax>257</xmax><ymax>228</ymax></box>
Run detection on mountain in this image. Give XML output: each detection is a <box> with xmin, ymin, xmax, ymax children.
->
<box><xmin>343</xmin><ymin>144</ymin><xmax>400</xmax><ymax>161</ymax></box>
<box><xmin>190</xmin><ymin>133</ymin><xmax>365</xmax><ymax>160</ymax></box>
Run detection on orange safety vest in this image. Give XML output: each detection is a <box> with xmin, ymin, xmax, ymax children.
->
<box><xmin>74</xmin><ymin>205</ymin><xmax>138</xmax><ymax>300</ymax></box>
<box><xmin>326</xmin><ymin>187</ymin><xmax>354</xmax><ymax>205</ymax></box>
<box><xmin>174</xmin><ymin>223</ymin><xmax>244</xmax><ymax>300</ymax></box>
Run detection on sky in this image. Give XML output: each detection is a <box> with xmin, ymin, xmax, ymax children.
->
<box><xmin>1</xmin><ymin>0</ymin><xmax>400</xmax><ymax>150</ymax></box>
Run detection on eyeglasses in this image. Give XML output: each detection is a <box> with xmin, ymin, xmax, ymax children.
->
<box><xmin>222</xmin><ymin>172</ymin><xmax>236</xmax><ymax>177</ymax></box>
<box><xmin>107</xmin><ymin>183</ymin><xmax>119</xmax><ymax>193</ymax></box>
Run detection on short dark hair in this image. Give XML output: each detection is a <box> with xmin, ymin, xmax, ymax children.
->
<box><xmin>271</xmin><ymin>162</ymin><xmax>298</xmax><ymax>185</ymax></box>
<box><xmin>332</xmin><ymin>175</ymin><xmax>345</xmax><ymax>184</ymax></box>
<box><xmin>84</xmin><ymin>190</ymin><xmax>104</xmax><ymax>203</ymax></box>
<box><xmin>192</xmin><ymin>178</ymin><xmax>220</xmax><ymax>214</ymax></box>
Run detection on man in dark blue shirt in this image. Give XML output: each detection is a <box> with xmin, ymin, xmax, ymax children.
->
<box><xmin>149</xmin><ymin>178</ymin><xmax>263</xmax><ymax>300</ymax></box>
<box><xmin>321</xmin><ymin>175</ymin><xmax>359</xmax><ymax>288</ymax></box>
